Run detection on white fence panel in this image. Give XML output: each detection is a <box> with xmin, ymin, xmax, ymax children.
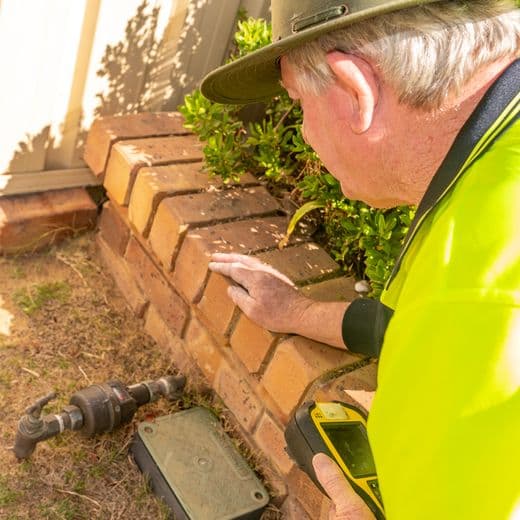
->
<box><xmin>0</xmin><ymin>0</ymin><xmax>174</xmax><ymax>182</ymax></box>
<box><xmin>0</xmin><ymin>0</ymin><xmax>269</xmax><ymax>195</ymax></box>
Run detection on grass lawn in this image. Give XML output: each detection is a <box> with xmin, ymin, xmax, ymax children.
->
<box><xmin>0</xmin><ymin>233</ymin><xmax>280</xmax><ymax>520</ymax></box>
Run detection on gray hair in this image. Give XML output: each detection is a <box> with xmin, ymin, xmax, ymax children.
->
<box><xmin>285</xmin><ymin>0</ymin><xmax>520</xmax><ymax>110</ymax></box>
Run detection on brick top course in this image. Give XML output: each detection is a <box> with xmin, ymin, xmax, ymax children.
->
<box><xmin>85</xmin><ymin>112</ymin><xmax>188</xmax><ymax>177</ymax></box>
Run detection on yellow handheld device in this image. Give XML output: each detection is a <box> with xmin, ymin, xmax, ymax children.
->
<box><xmin>285</xmin><ymin>401</ymin><xmax>385</xmax><ymax>519</ymax></box>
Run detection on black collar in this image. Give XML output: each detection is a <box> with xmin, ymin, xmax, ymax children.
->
<box><xmin>386</xmin><ymin>59</ymin><xmax>520</xmax><ymax>289</ymax></box>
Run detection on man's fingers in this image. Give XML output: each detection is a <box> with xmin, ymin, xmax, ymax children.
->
<box><xmin>313</xmin><ymin>453</ymin><xmax>353</xmax><ymax>502</ymax></box>
<box><xmin>211</xmin><ymin>253</ymin><xmax>265</xmax><ymax>268</ymax></box>
<box><xmin>227</xmin><ymin>286</ymin><xmax>253</xmax><ymax>315</ymax></box>
<box><xmin>210</xmin><ymin>256</ymin><xmax>295</xmax><ymax>287</ymax></box>
<box><xmin>208</xmin><ymin>260</ymin><xmax>237</xmax><ymax>278</ymax></box>
<box><xmin>313</xmin><ymin>453</ymin><xmax>374</xmax><ymax>519</ymax></box>
<box><xmin>258</xmin><ymin>264</ymin><xmax>295</xmax><ymax>286</ymax></box>
<box><xmin>208</xmin><ymin>262</ymin><xmax>258</xmax><ymax>289</ymax></box>
<box><xmin>209</xmin><ymin>259</ymin><xmax>295</xmax><ymax>289</ymax></box>
<box><xmin>211</xmin><ymin>253</ymin><xmax>295</xmax><ymax>286</ymax></box>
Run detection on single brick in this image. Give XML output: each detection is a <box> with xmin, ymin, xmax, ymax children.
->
<box><xmin>255</xmin><ymin>383</ymin><xmax>290</xmax><ymax>427</ymax></box>
<box><xmin>173</xmin><ymin>216</ymin><xmax>301</xmax><ymax>303</ymax></box>
<box><xmin>125</xmin><ymin>237</ymin><xmax>188</xmax><ymax>336</ymax></box>
<box><xmin>261</xmin><ymin>337</ymin><xmax>359</xmax><ymax>421</ymax></box>
<box><xmin>84</xmin><ymin>112</ymin><xmax>187</xmax><ymax>177</ymax></box>
<box><xmin>104</xmin><ymin>135</ymin><xmax>203</xmax><ymax>206</ymax></box>
<box><xmin>0</xmin><ymin>188</ymin><xmax>97</xmax><ymax>254</ymax></box>
<box><xmin>148</xmin><ymin>199</ymin><xmax>185</xmax><ymax>270</ymax></box>
<box><xmin>255</xmin><ymin>243</ymin><xmax>340</xmax><ymax>285</ymax></box>
<box><xmin>149</xmin><ymin>187</ymin><xmax>281</xmax><ymax>270</ymax></box>
<box><xmin>128</xmin><ymin>163</ymin><xmax>259</xmax><ymax>237</ymax></box>
<box><xmin>215</xmin><ymin>359</ymin><xmax>263</xmax><ymax>433</ymax></box>
<box><xmin>183</xmin><ymin>317</ymin><xmax>225</xmax><ymax>384</ymax></box>
<box><xmin>254</xmin><ymin>412</ymin><xmax>294</xmax><ymax>475</ymax></box>
<box><xmin>197</xmin><ymin>272</ymin><xmax>237</xmax><ymax>339</ymax></box>
<box><xmin>95</xmin><ymin>234</ymin><xmax>148</xmax><ymax>317</ymax></box>
<box><xmin>287</xmin><ymin>467</ymin><xmax>331</xmax><ymax>520</ymax></box>
<box><xmin>301</xmin><ymin>276</ymin><xmax>358</xmax><ymax>302</ymax></box>
<box><xmin>97</xmin><ymin>201</ymin><xmax>131</xmax><ymax>257</ymax></box>
<box><xmin>230</xmin><ymin>315</ymin><xmax>279</xmax><ymax>374</ymax></box>
<box><xmin>311</xmin><ymin>362</ymin><xmax>378</xmax><ymax>413</ymax></box>
<box><xmin>129</xmin><ymin>162</ymin><xmax>202</xmax><ymax>237</ymax></box>
<box><xmin>144</xmin><ymin>305</ymin><xmax>194</xmax><ymax>375</ymax></box>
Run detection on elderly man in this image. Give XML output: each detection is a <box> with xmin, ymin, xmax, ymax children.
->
<box><xmin>201</xmin><ymin>1</ymin><xmax>519</xmax><ymax>518</ymax></box>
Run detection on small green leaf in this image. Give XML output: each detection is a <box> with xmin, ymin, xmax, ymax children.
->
<box><xmin>284</xmin><ymin>201</ymin><xmax>326</xmax><ymax>240</ymax></box>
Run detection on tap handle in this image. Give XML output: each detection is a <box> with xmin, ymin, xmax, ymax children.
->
<box><xmin>25</xmin><ymin>392</ymin><xmax>57</xmax><ymax>418</ymax></box>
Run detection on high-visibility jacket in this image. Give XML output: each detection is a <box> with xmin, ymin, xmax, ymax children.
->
<box><xmin>342</xmin><ymin>60</ymin><xmax>520</xmax><ymax>519</ymax></box>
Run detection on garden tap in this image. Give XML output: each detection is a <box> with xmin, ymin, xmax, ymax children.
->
<box><xmin>26</xmin><ymin>391</ymin><xmax>57</xmax><ymax>419</ymax></box>
<box><xmin>14</xmin><ymin>391</ymin><xmax>82</xmax><ymax>460</ymax></box>
<box><xmin>14</xmin><ymin>374</ymin><xmax>186</xmax><ymax>460</ymax></box>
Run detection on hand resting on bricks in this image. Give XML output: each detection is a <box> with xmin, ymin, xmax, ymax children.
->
<box><xmin>209</xmin><ymin>253</ymin><xmax>349</xmax><ymax>349</ymax></box>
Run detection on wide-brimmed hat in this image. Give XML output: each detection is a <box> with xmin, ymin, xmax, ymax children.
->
<box><xmin>201</xmin><ymin>0</ymin><xmax>443</xmax><ymax>104</ymax></box>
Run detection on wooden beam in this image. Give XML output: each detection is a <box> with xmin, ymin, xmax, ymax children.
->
<box><xmin>45</xmin><ymin>0</ymin><xmax>102</xmax><ymax>170</ymax></box>
<box><xmin>0</xmin><ymin>168</ymin><xmax>101</xmax><ymax>197</ymax></box>
<box><xmin>164</xmin><ymin>0</ymin><xmax>242</xmax><ymax>110</ymax></box>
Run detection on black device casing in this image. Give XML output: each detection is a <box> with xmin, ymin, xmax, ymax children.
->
<box><xmin>285</xmin><ymin>402</ymin><xmax>333</xmax><ymax>492</ymax></box>
<box><xmin>285</xmin><ymin>401</ymin><xmax>385</xmax><ymax>520</ymax></box>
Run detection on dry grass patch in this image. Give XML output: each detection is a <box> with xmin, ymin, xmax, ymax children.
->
<box><xmin>0</xmin><ymin>233</ymin><xmax>281</xmax><ymax>519</ymax></box>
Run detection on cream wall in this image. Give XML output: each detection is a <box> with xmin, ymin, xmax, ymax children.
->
<box><xmin>0</xmin><ymin>0</ymin><xmax>89</xmax><ymax>173</ymax></box>
<box><xmin>0</xmin><ymin>0</ymin><xmax>173</xmax><ymax>176</ymax></box>
<box><xmin>0</xmin><ymin>0</ymin><xmax>269</xmax><ymax>194</ymax></box>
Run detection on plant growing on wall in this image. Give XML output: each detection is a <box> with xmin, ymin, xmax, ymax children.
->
<box><xmin>179</xmin><ymin>18</ymin><xmax>415</xmax><ymax>296</ymax></box>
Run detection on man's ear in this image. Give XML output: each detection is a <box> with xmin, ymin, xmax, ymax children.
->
<box><xmin>326</xmin><ymin>51</ymin><xmax>379</xmax><ymax>134</ymax></box>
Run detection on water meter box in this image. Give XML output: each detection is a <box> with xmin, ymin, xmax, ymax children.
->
<box><xmin>131</xmin><ymin>407</ymin><xmax>269</xmax><ymax>520</ymax></box>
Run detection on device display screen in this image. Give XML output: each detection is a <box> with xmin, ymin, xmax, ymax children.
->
<box><xmin>321</xmin><ymin>422</ymin><xmax>376</xmax><ymax>478</ymax></box>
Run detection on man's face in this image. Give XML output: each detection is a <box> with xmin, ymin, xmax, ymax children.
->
<box><xmin>280</xmin><ymin>56</ymin><xmax>401</xmax><ymax>208</ymax></box>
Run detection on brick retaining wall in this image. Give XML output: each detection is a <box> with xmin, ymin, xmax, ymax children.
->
<box><xmin>85</xmin><ymin>112</ymin><xmax>378</xmax><ymax>519</ymax></box>
<box><xmin>0</xmin><ymin>188</ymin><xmax>97</xmax><ymax>254</ymax></box>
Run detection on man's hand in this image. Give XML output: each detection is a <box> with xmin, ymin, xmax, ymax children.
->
<box><xmin>208</xmin><ymin>253</ymin><xmax>313</xmax><ymax>333</ymax></box>
<box><xmin>313</xmin><ymin>453</ymin><xmax>375</xmax><ymax>520</ymax></box>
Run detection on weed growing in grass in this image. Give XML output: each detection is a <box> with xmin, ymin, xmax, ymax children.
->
<box><xmin>72</xmin><ymin>478</ymin><xmax>87</xmax><ymax>495</ymax></box>
<box><xmin>0</xmin><ymin>476</ymin><xmax>19</xmax><ymax>507</ymax></box>
<box><xmin>13</xmin><ymin>281</ymin><xmax>71</xmax><ymax>315</ymax></box>
<box><xmin>10</xmin><ymin>266</ymin><xmax>26</xmax><ymax>280</ymax></box>
<box><xmin>88</xmin><ymin>463</ymin><xmax>108</xmax><ymax>480</ymax></box>
<box><xmin>38</xmin><ymin>498</ymin><xmax>83</xmax><ymax>520</ymax></box>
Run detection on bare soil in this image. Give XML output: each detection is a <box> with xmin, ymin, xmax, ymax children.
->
<box><xmin>0</xmin><ymin>233</ymin><xmax>281</xmax><ymax>520</ymax></box>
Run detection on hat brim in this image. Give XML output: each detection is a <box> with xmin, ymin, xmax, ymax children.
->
<box><xmin>201</xmin><ymin>0</ymin><xmax>443</xmax><ymax>104</ymax></box>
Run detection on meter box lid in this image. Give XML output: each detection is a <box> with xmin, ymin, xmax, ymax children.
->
<box><xmin>132</xmin><ymin>407</ymin><xmax>269</xmax><ymax>519</ymax></box>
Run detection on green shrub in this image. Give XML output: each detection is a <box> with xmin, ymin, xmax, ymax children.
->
<box><xmin>179</xmin><ymin>17</ymin><xmax>415</xmax><ymax>296</ymax></box>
